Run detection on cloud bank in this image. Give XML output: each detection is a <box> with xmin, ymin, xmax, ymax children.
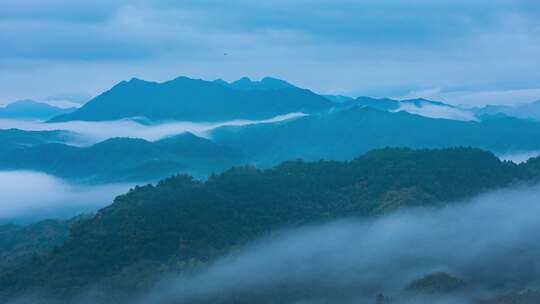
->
<box><xmin>0</xmin><ymin>112</ymin><xmax>306</xmax><ymax>145</ymax></box>
<box><xmin>0</xmin><ymin>171</ymin><xmax>131</xmax><ymax>222</ymax></box>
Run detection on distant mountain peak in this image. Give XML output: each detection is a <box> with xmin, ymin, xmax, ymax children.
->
<box><xmin>0</xmin><ymin>99</ymin><xmax>76</xmax><ymax>120</ymax></box>
<box><xmin>235</xmin><ymin>76</ymin><xmax>252</xmax><ymax>82</ymax></box>
<box><xmin>121</xmin><ymin>77</ymin><xmax>153</xmax><ymax>87</ymax></box>
<box><xmin>213</xmin><ymin>78</ymin><xmax>228</xmax><ymax>85</ymax></box>
<box><xmin>228</xmin><ymin>76</ymin><xmax>295</xmax><ymax>91</ymax></box>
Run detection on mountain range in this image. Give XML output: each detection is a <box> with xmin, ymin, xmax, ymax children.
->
<box><xmin>212</xmin><ymin>106</ymin><xmax>540</xmax><ymax>166</ymax></box>
<box><xmin>3</xmin><ymin>88</ymin><xmax>540</xmax><ymax>183</ymax></box>
<box><xmin>49</xmin><ymin>77</ymin><xmax>332</xmax><ymax>123</ymax></box>
<box><xmin>4</xmin><ymin>106</ymin><xmax>540</xmax><ymax>183</ymax></box>
<box><xmin>0</xmin><ymin>132</ymin><xmax>241</xmax><ymax>182</ymax></box>
<box><xmin>41</xmin><ymin>75</ymin><xmax>540</xmax><ymax>125</ymax></box>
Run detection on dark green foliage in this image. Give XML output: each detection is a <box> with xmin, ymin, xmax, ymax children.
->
<box><xmin>0</xmin><ymin>147</ymin><xmax>536</xmax><ymax>298</ymax></box>
<box><xmin>0</xmin><ymin>220</ymin><xmax>72</xmax><ymax>274</ymax></box>
<box><xmin>521</xmin><ymin>156</ymin><xmax>540</xmax><ymax>179</ymax></box>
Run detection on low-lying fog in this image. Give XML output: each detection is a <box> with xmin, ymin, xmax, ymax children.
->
<box><xmin>0</xmin><ymin>112</ymin><xmax>306</xmax><ymax>146</ymax></box>
<box><xmin>0</xmin><ymin>171</ymin><xmax>132</xmax><ymax>223</ymax></box>
<box><xmin>136</xmin><ymin>183</ymin><xmax>540</xmax><ymax>304</ymax></box>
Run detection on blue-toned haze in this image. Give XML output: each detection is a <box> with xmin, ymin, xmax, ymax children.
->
<box><xmin>1</xmin><ymin>0</ymin><xmax>540</xmax><ymax>106</ymax></box>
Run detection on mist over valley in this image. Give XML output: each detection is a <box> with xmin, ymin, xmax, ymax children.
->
<box><xmin>2</xmin><ymin>2</ymin><xmax>540</xmax><ymax>303</ymax></box>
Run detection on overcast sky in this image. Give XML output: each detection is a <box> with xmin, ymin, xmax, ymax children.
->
<box><xmin>1</xmin><ymin>0</ymin><xmax>540</xmax><ymax>106</ymax></box>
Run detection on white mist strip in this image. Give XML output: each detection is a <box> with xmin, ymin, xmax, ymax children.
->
<box><xmin>393</xmin><ymin>102</ymin><xmax>478</xmax><ymax>122</ymax></box>
<box><xmin>0</xmin><ymin>171</ymin><xmax>132</xmax><ymax>221</ymax></box>
<box><xmin>0</xmin><ymin>112</ymin><xmax>307</xmax><ymax>146</ymax></box>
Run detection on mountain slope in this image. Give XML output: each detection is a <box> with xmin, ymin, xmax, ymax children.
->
<box><xmin>49</xmin><ymin>77</ymin><xmax>332</xmax><ymax>122</ymax></box>
<box><xmin>1</xmin><ymin>147</ymin><xmax>536</xmax><ymax>299</ymax></box>
<box><xmin>7</xmin><ymin>107</ymin><xmax>540</xmax><ymax>183</ymax></box>
<box><xmin>0</xmin><ymin>128</ymin><xmax>74</xmax><ymax>152</ymax></box>
<box><xmin>0</xmin><ymin>220</ymin><xmax>73</xmax><ymax>274</ymax></box>
<box><xmin>212</xmin><ymin>107</ymin><xmax>540</xmax><ymax>166</ymax></box>
<box><xmin>0</xmin><ymin>133</ymin><xmax>242</xmax><ymax>182</ymax></box>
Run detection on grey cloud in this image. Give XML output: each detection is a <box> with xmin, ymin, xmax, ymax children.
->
<box><xmin>3</xmin><ymin>0</ymin><xmax>540</xmax><ymax>60</ymax></box>
<box><xmin>1</xmin><ymin>1</ymin><xmax>540</xmax><ymax>105</ymax></box>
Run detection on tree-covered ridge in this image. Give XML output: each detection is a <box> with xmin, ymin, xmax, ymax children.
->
<box><xmin>0</xmin><ymin>220</ymin><xmax>72</xmax><ymax>275</ymax></box>
<box><xmin>0</xmin><ymin>132</ymin><xmax>242</xmax><ymax>182</ymax></box>
<box><xmin>0</xmin><ymin>128</ymin><xmax>73</xmax><ymax>152</ymax></box>
<box><xmin>2</xmin><ymin>147</ymin><xmax>538</xmax><ymax>299</ymax></box>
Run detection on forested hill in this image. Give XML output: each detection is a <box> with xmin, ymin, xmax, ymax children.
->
<box><xmin>0</xmin><ymin>132</ymin><xmax>242</xmax><ymax>182</ymax></box>
<box><xmin>2</xmin><ymin>147</ymin><xmax>539</xmax><ymax>301</ymax></box>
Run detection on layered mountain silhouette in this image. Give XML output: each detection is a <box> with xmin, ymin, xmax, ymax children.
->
<box><xmin>0</xmin><ymin>100</ymin><xmax>76</xmax><ymax>120</ymax></box>
<box><xmin>212</xmin><ymin>106</ymin><xmax>540</xmax><ymax>165</ymax></box>
<box><xmin>49</xmin><ymin>77</ymin><xmax>332</xmax><ymax>122</ymax></box>
<box><xmin>6</xmin><ymin>105</ymin><xmax>540</xmax><ymax>182</ymax></box>
<box><xmin>473</xmin><ymin>100</ymin><xmax>540</xmax><ymax>121</ymax></box>
<box><xmin>0</xmin><ymin>132</ymin><xmax>241</xmax><ymax>182</ymax></box>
